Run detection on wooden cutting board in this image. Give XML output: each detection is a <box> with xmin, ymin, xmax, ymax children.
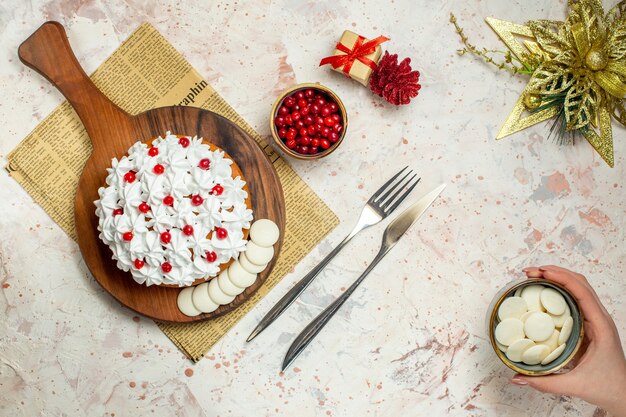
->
<box><xmin>18</xmin><ymin>21</ymin><xmax>286</xmax><ymax>323</ymax></box>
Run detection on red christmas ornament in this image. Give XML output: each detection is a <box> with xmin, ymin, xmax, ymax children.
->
<box><xmin>369</xmin><ymin>51</ymin><xmax>421</xmax><ymax>105</ymax></box>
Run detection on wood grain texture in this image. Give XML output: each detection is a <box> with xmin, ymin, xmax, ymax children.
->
<box><xmin>18</xmin><ymin>21</ymin><xmax>285</xmax><ymax>322</ymax></box>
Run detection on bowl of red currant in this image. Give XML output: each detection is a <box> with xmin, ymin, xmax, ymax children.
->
<box><xmin>270</xmin><ymin>83</ymin><xmax>347</xmax><ymax>159</ymax></box>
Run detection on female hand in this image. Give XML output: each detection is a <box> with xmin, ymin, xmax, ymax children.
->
<box><xmin>510</xmin><ymin>265</ymin><xmax>626</xmax><ymax>417</ymax></box>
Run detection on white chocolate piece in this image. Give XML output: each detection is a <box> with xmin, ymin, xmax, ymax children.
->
<box><xmin>540</xmin><ymin>329</ymin><xmax>560</xmax><ymax>352</ymax></box>
<box><xmin>559</xmin><ymin>316</ymin><xmax>574</xmax><ymax>344</ymax></box>
<box><xmin>506</xmin><ymin>339</ymin><xmax>535</xmax><ymax>362</ymax></box>
<box><xmin>218</xmin><ymin>269</ymin><xmax>245</xmax><ymax>297</ymax></box>
<box><xmin>541</xmin><ymin>343</ymin><xmax>567</xmax><ymax>365</ymax></box>
<box><xmin>249</xmin><ymin>219</ymin><xmax>280</xmax><ymax>247</ymax></box>
<box><xmin>177</xmin><ymin>286</ymin><xmax>201</xmax><ymax>317</ymax></box>
<box><xmin>228</xmin><ymin>261</ymin><xmax>257</xmax><ymax>288</ymax></box>
<box><xmin>524</xmin><ymin>312</ymin><xmax>555</xmax><ymax>342</ymax></box>
<box><xmin>496</xmin><ymin>341</ymin><xmax>508</xmax><ymax>353</ymax></box>
<box><xmin>522</xmin><ymin>344</ymin><xmax>551</xmax><ymax>365</ymax></box>
<box><xmin>498</xmin><ymin>297</ymin><xmax>528</xmax><ymax>320</ymax></box>
<box><xmin>191</xmin><ymin>282</ymin><xmax>220</xmax><ymax>313</ymax></box>
<box><xmin>208</xmin><ymin>278</ymin><xmax>235</xmax><ymax>305</ymax></box>
<box><xmin>549</xmin><ymin>303</ymin><xmax>571</xmax><ymax>328</ymax></box>
<box><xmin>521</xmin><ymin>285</ymin><xmax>545</xmax><ymax>312</ymax></box>
<box><xmin>495</xmin><ymin>318</ymin><xmax>525</xmax><ymax>346</ymax></box>
<box><xmin>541</xmin><ymin>287</ymin><xmax>567</xmax><ymax>315</ymax></box>
<box><xmin>239</xmin><ymin>251</ymin><xmax>267</xmax><ymax>274</ymax></box>
<box><xmin>520</xmin><ymin>311</ymin><xmax>534</xmax><ymax>323</ymax></box>
<box><xmin>245</xmin><ymin>241</ymin><xmax>274</xmax><ymax>265</ymax></box>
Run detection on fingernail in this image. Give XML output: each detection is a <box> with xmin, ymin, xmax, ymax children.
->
<box><xmin>538</xmin><ymin>268</ymin><xmax>546</xmax><ymax>272</ymax></box>
<box><xmin>510</xmin><ymin>377</ymin><xmax>528</xmax><ymax>386</ymax></box>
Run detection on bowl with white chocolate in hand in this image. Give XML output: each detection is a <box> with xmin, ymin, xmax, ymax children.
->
<box><xmin>487</xmin><ymin>279</ymin><xmax>584</xmax><ymax>376</ymax></box>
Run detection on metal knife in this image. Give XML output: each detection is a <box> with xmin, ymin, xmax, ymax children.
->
<box><xmin>282</xmin><ymin>184</ymin><xmax>446</xmax><ymax>371</ymax></box>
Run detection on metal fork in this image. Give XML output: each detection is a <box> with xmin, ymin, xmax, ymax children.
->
<box><xmin>246</xmin><ymin>166</ymin><xmax>420</xmax><ymax>342</ymax></box>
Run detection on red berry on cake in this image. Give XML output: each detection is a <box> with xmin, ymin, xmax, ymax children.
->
<box><xmin>198</xmin><ymin>158</ymin><xmax>211</xmax><ymax>170</ymax></box>
<box><xmin>182</xmin><ymin>225</ymin><xmax>194</xmax><ymax>236</ymax></box>
<box><xmin>211</xmin><ymin>184</ymin><xmax>224</xmax><ymax>196</ymax></box>
<box><xmin>215</xmin><ymin>227</ymin><xmax>228</xmax><ymax>239</ymax></box>
<box><xmin>160</xmin><ymin>231</ymin><xmax>172</xmax><ymax>244</ymax></box>
<box><xmin>123</xmin><ymin>171</ymin><xmax>136</xmax><ymax>183</ymax></box>
<box><xmin>191</xmin><ymin>194</ymin><xmax>203</xmax><ymax>206</ymax></box>
<box><xmin>178</xmin><ymin>137</ymin><xmax>190</xmax><ymax>148</ymax></box>
<box><xmin>123</xmin><ymin>231</ymin><xmax>134</xmax><ymax>241</ymax></box>
<box><xmin>206</xmin><ymin>251</ymin><xmax>217</xmax><ymax>262</ymax></box>
<box><xmin>134</xmin><ymin>259</ymin><xmax>145</xmax><ymax>269</ymax></box>
<box><xmin>153</xmin><ymin>164</ymin><xmax>165</xmax><ymax>174</ymax></box>
<box><xmin>138</xmin><ymin>202</ymin><xmax>150</xmax><ymax>213</ymax></box>
<box><xmin>148</xmin><ymin>147</ymin><xmax>159</xmax><ymax>157</ymax></box>
<box><xmin>163</xmin><ymin>195</ymin><xmax>174</xmax><ymax>206</ymax></box>
<box><xmin>161</xmin><ymin>262</ymin><xmax>172</xmax><ymax>273</ymax></box>
<box><xmin>113</xmin><ymin>208</ymin><xmax>124</xmax><ymax>216</ymax></box>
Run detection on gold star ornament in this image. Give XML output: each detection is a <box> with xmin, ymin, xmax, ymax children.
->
<box><xmin>451</xmin><ymin>0</ymin><xmax>626</xmax><ymax>167</ymax></box>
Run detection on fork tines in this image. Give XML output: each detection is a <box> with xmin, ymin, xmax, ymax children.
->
<box><xmin>371</xmin><ymin>166</ymin><xmax>421</xmax><ymax>214</ymax></box>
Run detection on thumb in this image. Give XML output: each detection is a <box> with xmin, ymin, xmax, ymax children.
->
<box><xmin>510</xmin><ymin>373</ymin><xmax>579</xmax><ymax>396</ymax></box>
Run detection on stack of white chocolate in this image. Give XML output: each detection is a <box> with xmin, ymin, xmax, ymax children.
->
<box><xmin>177</xmin><ymin>219</ymin><xmax>280</xmax><ymax>317</ymax></box>
<box><xmin>494</xmin><ymin>284</ymin><xmax>574</xmax><ymax>366</ymax></box>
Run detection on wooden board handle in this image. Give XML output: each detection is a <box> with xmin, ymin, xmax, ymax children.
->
<box><xmin>18</xmin><ymin>21</ymin><xmax>132</xmax><ymax>150</ymax></box>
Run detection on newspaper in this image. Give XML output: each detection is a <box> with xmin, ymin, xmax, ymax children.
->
<box><xmin>6</xmin><ymin>23</ymin><xmax>338</xmax><ymax>361</ymax></box>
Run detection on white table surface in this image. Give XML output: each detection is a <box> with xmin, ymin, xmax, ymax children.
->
<box><xmin>1</xmin><ymin>0</ymin><xmax>624</xmax><ymax>416</ymax></box>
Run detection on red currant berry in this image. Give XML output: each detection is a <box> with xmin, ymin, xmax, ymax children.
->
<box><xmin>320</xmin><ymin>106</ymin><xmax>331</xmax><ymax>117</ymax></box>
<box><xmin>182</xmin><ymin>225</ymin><xmax>194</xmax><ymax>236</ymax></box>
<box><xmin>277</xmin><ymin>127</ymin><xmax>288</xmax><ymax>139</ymax></box>
<box><xmin>298</xmin><ymin>99</ymin><xmax>308</xmax><ymax>109</ymax></box>
<box><xmin>191</xmin><ymin>194</ymin><xmax>203</xmax><ymax>206</ymax></box>
<box><xmin>163</xmin><ymin>195</ymin><xmax>174</xmax><ymax>206</ymax></box>
<box><xmin>123</xmin><ymin>171</ymin><xmax>136</xmax><ymax>183</ymax></box>
<box><xmin>148</xmin><ymin>147</ymin><xmax>159</xmax><ymax>157</ymax></box>
<box><xmin>301</xmin><ymin>106</ymin><xmax>310</xmax><ymax>116</ymax></box>
<box><xmin>320</xmin><ymin>139</ymin><xmax>331</xmax><ymax>149</ymax></box>
<box><xmin>284</xmin><ymin>115</ymin><xmax>293</xmax><ymax>125</ymax></box>
<box><xmin>160</xmin><ymin>231</ymin><xmax>171</xmax><ymax>244</ymax></box>
<box><xmin>295</xmin><ymin>119</ymin><xmax>305</xmax><ymax>130</ymax></box>
<box><xmin>153</xmin><ymin>164</ymin><xmax>165</xmax><ymax>174</ymax></box>
<box><xmin>215</xmin><ymin>227</ymin><xmax>228</xmax><ymax>239</ymax></box>
<box><xmin>305</xmin><ymin>89</ymin><xmax>315</xmax><ymax>98</ymax></box>
<box><xmin>334</xmin><ymin>124</ymin><xmax>343</xmax><ymax>134</ymax></box>
<box><xmin>285</xmin><ymin>139</ymin><xmax>297</xmax><ymax>149</ymax></box>
<box><xmin>315</xmin><ymin>116</ymin><xmax>325</xmax><ymax>126</ymax></box>
<box><xmin>283</xmin><ymin>96</ymin><xmax>296</xmax><ymax>107</ymax></box>
<box><xmin>320</xmin><ymin>126</ymin><xmax>331</xmax><ymax>137</ymax></box>
<box><xmin>278</xmin><ymin>106</ymin><xmax>289</xmax><ymax>116</ymax></box>
<box><xmin>275</xmin><ymin>116</ymin><xmax>285</xmax><ymax>127</ymax></box>
<box><xmin>205</xmin><ymin>251</ymin><xmax>217</xmax><ymax>262</ymax></box>
<box><xmin>138</xmin><ymin>202</ymin><xmax>150</xmax><ymax>213</ymax></box>
<box><xmin>331</xmin><ymin>114</ymin><xmax>341</xmax><ymax>123</ymax></box>
<box><xmin>198</xmin><ymin>158</ymin><xmax>210</xmax><ymax>170</ymax></box>
<box><xmin>295</xmin><ymin>91</ymin><xmax>305</xmax><ymax>101</ymax></box>
<box><xmin>211</xmin><ymin>184</ymin><xmax>224</xmax><ymax>196</ymax></box>
<box><xmin>286</xmin><ymin>128</ymin><xmax>297</xmax><ymax>141</ymax></box>
<box><xmin>134</xmin><ymin>259</ymin><xmax>145</xmax><ymax>269</ymax></box>
<box><xmin>178</xmin><ymin>137</ymin><xmax>190</xmax><ymax>148</ymax></box>
<box><xmin>307</xmin><ymin>125</ymin><xmax>317</xmax><ymax>135</ymax></box>
<box><xmin>309</xmin><ymin>146</ymin><xmax>318</xmax><ymax>155</ymax></box>
<box><xmin>311</xmin><ymin>138</ymin><xmax>320</xmax><ymax>148</ymax></box>
<box><xmin>299</xmin><ymin>127</ymin><xmax>308</xmax><ymax>137</ymax></box>
<box><xmin>293</xmin><ymin>105</ymin><xmax>300</xmax><ymax>111</ymax></box>
<box><xmin>299</xmin><ymin>136</ymin><xmax>311</xmax><ymax>146</ymax></box>
<box><xmin>310</xmin><ymin>104</ymin><xmax>320</xmax><ymax>115</ymax></box>
<box><xmin>123</xmin><ymin>231</ymin><xmax>134</xmax><ymax>241</ymax></box>
<box><xmin>324</xmin><ymin>116</ymin><xmax>335</xmax><ymax>127</ymax></box>
<box><xmin>292</xmin><ymin>111</ymin><xmax>301</xmax><ymax>122</ymax></box>
<box><xmin>315</xmin><ymin>98</ymin><xmax>326</xmax><ymax>107</ymax></box>
<box><xmin>328</xmin><ymin>102</ymin><xmax>339</xmax><ymax>113</ymax></box>
<box><xmin>298</xmin><ymin>145</ymin><xmax>310</xmax><ymax>154</ymax></box>
<box><xmin>113</xmin><ymin>208</ymin><xmax>124</xmax><ymax>216</ymax></box>
<box><xmin>329</xmin><ymin>132</ymin><xmax>339</xmax><ymax>143</ymax></box>
<box><xmin>303</xmin><ymin>115</ymin><xmax>314</xmax><ymax>126</ymax></box>
<box><xmin>161</xmin><ymin>262</ymin><xmax>172</xmax><ymax>273</ymax></box>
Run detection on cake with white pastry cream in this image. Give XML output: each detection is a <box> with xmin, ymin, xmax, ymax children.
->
<box><xmin>95</xmin><ymin>132</ymin><xmax>253</xmax><ymax>287</ymax></box>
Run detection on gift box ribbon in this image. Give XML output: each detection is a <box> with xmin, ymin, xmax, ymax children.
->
<box><xmin>320</xmin><ymin>35</ymin><xmax>390</xmax><ymax>76</ymax></box>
